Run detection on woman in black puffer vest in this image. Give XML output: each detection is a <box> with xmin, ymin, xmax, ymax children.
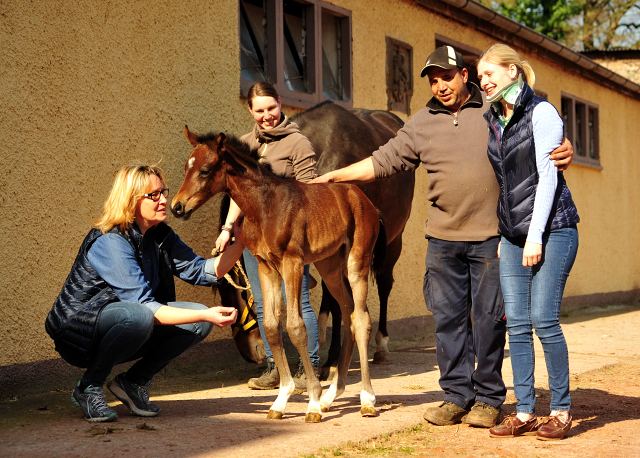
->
<box><xmin>46</xmin><ymin>165</ymin><xmax>244</xmax><ymax>423</ymax></box>
<box><xmin>477</xmin><ymin>44</ymin><xmax>579</xmax><ymax>441</ymax></box>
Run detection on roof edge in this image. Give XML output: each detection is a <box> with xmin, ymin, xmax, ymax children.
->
<box><xmin>413</xmin><ymin>0</ymin><xmax>640</xmax><ymax>101</ymax></box>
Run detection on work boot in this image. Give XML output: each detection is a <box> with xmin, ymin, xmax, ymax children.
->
<box><xmin>423</xmin><ymin>401</ymin><xmax>469</xmax><ymax>426</ymax></box>
<box><xmin>247</xmin><ymin>358</ymin><xmax>279</xmax><ymax>390</ymax></box>
<box><xmin>462</xmin><ymin>401</ymin><xmax>502</xmax><ymax>428</ymax></box>
<box><xmin>71</xmin><ymin>382</ymin><xmax>118</xmax><ymax>423</ymax></box>
<box><xmin>292</xmin><ymin>361</ymin><xmax>320</xmax><ymax>393</ymax></box>
<box><xmin>107</xmin><ymin>373</ymin><xmax>161</xmax><ymax>417</ymax></box>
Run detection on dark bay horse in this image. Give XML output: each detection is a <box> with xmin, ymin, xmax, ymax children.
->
<box><xmin>294</xmin><ymin>102</ymin><xmax>415</xmax><ymax>368</ymax></box>
<box><xmin>171</xmin><ymin>127</ymin><xmax>386</xmax><ymax>422</ymax></box>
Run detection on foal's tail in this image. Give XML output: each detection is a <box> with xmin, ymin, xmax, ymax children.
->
<box><xmin>371</xmin><ymin>210</ymin><xmax>387</xmax><ymax>282</ymax></box>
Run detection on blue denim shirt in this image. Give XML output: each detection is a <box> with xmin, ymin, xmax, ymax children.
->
<box><xmin>87</xmin><ymin>229</ymin><xmax>218</xmax><ymax>314</ymax></box>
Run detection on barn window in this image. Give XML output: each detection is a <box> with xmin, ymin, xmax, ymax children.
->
<box><xmin>239</xmin><ymin>0</ymin><xmax>352</xmax><ymax>108</ymax></box>
<box><xmin>561</xmin><ymin>93</ymin><xmax>601</xmax><ymax>168</ymax></box>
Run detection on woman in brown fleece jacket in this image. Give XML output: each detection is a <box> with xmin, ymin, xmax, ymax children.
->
<box><xmin>215</xmin><ymin>81</ymin><xmax>320</xmax><ymax>391</ymax></box>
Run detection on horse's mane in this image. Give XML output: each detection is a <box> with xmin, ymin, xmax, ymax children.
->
<box><xmin>195</xmin><ymin>131</ymin><xmax>277</xmax><ymax>176</ymax></box>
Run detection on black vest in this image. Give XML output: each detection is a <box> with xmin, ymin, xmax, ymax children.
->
<box><xmin>45</xmin><ymin>223</ymin><xmax>176</xmax><ymax>367</ymax></box>
<box><xmin>484</xmin><ymin>83</ymin><xmax>580</xmax><ymax>240</ymax></box>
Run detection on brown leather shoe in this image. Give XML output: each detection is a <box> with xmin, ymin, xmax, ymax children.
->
<box><xmin>489</xmin><ymin>414</ymin><xmax>539</xmax><ymax>438</ymax></box>
<box><xmin>537</xmin><ymin>414</ymin><xmax>572</xmax><ymax>440</ymax></box>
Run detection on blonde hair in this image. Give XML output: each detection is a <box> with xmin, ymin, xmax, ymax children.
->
<box><xmin>479</xmin><ymin>44</ymin><xmax>536</xmax><ymax>90</ymax></box>
<box><xmin>94</xmin><ymin>164</ymin><xmax>166</xmax><ymax>234</ymax></box>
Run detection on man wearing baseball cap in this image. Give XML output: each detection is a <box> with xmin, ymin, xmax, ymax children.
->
<box><xmin>311</xmin><ymin>45</ymin><xmax>573</xmax><ymax>428</ymax></box>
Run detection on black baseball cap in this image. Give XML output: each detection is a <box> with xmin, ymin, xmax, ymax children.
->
<box><xmin>420</xmin><ymin>45</ymin><xmax>465</xmax><ymax>78</ymax></box>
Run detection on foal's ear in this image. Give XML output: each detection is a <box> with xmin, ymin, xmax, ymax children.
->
<box><xmin>184</xmin><ymin>125</ymin><xmax>200</xmax><ymax>147</ymax></box>
<box><xmin>216</xmin><ymin>133</ymin><xmax>226</xmax><ymax>149</ymax></box>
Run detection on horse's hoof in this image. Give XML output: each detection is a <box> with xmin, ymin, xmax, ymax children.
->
<box><xmin>321</xmin><ymin>405</ymin><xmax>330</xmax><ymax>413</ymax></box>
<box><xmin>361</xmin><ymin>407</ymin><xmax>378</xmax><ymax>417</ymax></box>
<box><xmin>267</xmin><ymin>410</ymin><xmax>284</xmax><ymax>420</ymax></box>
<box><xmin>372</xmin><ymin>351</ymin><xmax>392</xmax><ymax>365</ymax></box>
<box><xmin>305</xmin><ymin>412</ymin><xmax>322</xmax><ymax>423</ymax></box>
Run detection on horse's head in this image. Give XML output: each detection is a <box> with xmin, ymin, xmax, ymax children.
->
<box><xmin>171</xmin><ymin>126</ymin><xmax>230</xmax><ymax>220</ymax></box>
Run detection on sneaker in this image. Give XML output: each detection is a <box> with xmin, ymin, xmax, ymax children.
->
<box><xmin>537</xmin><ymin>413</ymin><xmax>572</xmax><ymax>440</ymax></box>
<box><xmin>247</xmin><ymin>358</ymin><xmax>280</xmax><ymax>390</ymax></box>
<box><xmin>107</xmin><ymin>373</ymin><xmax>161</xmax><ymax>417</ymax></box>
<box><xmin>292</xmin><ymin>361</ymin><xmax>320</xmax><ymax>393</ymax></box>
<box><xmin>489</xmin><ymin>414</ymin><xmax>539</xmax><ymax>438</ymax></box>
<box><xmin>462</xmin><ymin>401</ymin><xmax>502</xmax><ymax>428</ymax></box>
<box><xmin>423</xmin><ymin>401</ymin><xmax>469</xmax><ymax>426</ymax></box>
<box><xmin>71</xmin><ymin>382</ymin><xmax>118</xmax><ymax>423</ymax></box>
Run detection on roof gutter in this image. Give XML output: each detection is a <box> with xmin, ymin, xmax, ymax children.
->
<box><xmin>413</xmin><ymin>0</ymin><xmax>640</xmax><ymax>100</ymax></box>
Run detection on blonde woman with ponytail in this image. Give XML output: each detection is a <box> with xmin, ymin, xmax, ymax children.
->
<box><xmin>477</xmin><ymin>44</ymin><xmax>580</xmax><ymax>440</ymax></box>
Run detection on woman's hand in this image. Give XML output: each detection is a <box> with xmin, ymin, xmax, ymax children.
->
<box><xmin>497</xmin><ymin>240</ymin><xmax>501</xmax><ymax>259</ymax></box>
<box><xmin>522</xmin><ymin>241</ymin><xmax>542</xmax><ymax>267</ymax></box>
<box><xmin>215</xmin><ymin>230</ymin><xmax>232</xmax><ymax>253</ymax></box>
<box><xmin>205</xmin><ymin>306</ymin><xmax>238</xmax><ymax>327</ymax></box>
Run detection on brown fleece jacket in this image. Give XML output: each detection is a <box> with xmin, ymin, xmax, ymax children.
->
<box><xmin>240</xmin><ymin>115</ymin><xmax>317</xmax><ymax>183</ymax></box>
<box><xmin>371</xmin><ymin>84</ymin><xmax>499</xmax><ymax>242</ymax></box>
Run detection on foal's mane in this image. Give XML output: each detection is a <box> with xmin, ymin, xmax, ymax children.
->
<box><xmin>195</xmin><ymin>132</ymin><xmax>276</xmax><ymax>176</ymax></box>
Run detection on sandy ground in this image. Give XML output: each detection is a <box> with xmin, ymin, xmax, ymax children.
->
<box><xmin>1</xmin><ymin>303</ymin><xmax>639</xmax><ymax>458</ymax></box>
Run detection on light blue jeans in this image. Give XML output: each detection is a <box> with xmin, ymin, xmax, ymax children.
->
<box><xmin>243</xmin><ymin>248</ymin><xmax>320</xmax><ymax>366</ymax></box>
<box><xmin>499</xmin><ymin>227</ymin><xmax>578</xmax><ymax>414</ymax></box>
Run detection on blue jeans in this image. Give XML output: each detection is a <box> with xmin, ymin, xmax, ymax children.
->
<box><xmin>243</xmin><ymin>248</ymin><xmax>320</xmax><ymax>366</ymax></box>
<box><xmin>81</xmin><ymin>301</ymin><xmax>213</xmax><ymax>387</ymax></box>
<box><xmin>423</xmin><ymin>237</ymin><xmax>506</xmax><ymax>409</ymax></box>
<box><xmin>500</xmin><ymin>227</ymin><xmax>578</xmax><ymax>414</ymax></box>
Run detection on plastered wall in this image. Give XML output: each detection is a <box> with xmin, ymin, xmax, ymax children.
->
<box><xmin>2</xmin><ymin>0</ymin><xmax>639</xmax><ymax>370</ymax></box>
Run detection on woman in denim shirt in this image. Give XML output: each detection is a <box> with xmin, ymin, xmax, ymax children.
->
<box><xmin>46</xmin><ymin>165</ymin><xmax>244</xmax><ymax>422</ymax></box>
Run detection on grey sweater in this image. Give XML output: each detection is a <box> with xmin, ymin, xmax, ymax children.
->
<box><xmin>372</xmin><ymin>84</ymin><xmax>500</xmax><ymax>242</ymax></box>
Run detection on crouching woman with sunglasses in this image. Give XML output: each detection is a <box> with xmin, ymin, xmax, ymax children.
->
<box><xmin>46</xmin><ymin>165</ymin><xmax>243</xmax><ymax>422</ymax></box>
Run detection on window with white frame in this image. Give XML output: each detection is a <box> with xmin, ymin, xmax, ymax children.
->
<box><xmin>561</xmin><ymin>93</ymin><xmax>600</xmax><ymax>168</ymax></box>
<box><xmin>239</xmin><ymin>0</ymin><xmax>352</xmax><ymax>108</ymax></box>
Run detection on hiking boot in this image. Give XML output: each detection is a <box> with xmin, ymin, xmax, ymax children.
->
<box><xmin>462</xmin><ymin>401</ymin><xmax>502</xmax><ymax>428</ymax></box>
<box><xmin>292</xmin><ymin>361</ymin><xmax>320</xmax><ymax>393</ymax></box>
<box><xmin>107</xmin><ymin>373</ymin><xmax>161</xmax><ymax>417</ymax></box>
<box><xmin>71</xmin><ymin>382</ymin><xmax>118</xmax><ymax>423</ymax></box>
<box><xmin>489</xmin><ymin>414</ymin><xmax>539</xmax><ymax>438</ymax></box>
<box><xmin>423</xmin><ymin>401</ymin><xmax>469</xmax><ymax>426</ymax></box>
<box><xmin>247</xmin><ymin>358</ymin><xmax>280</xmax><ymax>390</ymax></box>
<box><xmin>537</xmin><ymin>413</ymin><xmax>572</xmax><ymax>440</ymax></box>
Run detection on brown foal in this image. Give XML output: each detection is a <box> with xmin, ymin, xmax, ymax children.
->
<box><xmin>171</xmin><ymin>127</ymin><xmax>384</xmax><ymax>422</ymax></box>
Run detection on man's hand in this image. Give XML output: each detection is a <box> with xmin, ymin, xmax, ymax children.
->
<box><xmin>309</xmin><ymin>171</ymin><xmax>337</xmax><ymax>184</ymax></box>
<box><xmin>522</xmin><ymin>241</ymin><xmax>542</xmax><ymax>267</ymax></box>
<box><xmin>550</xmin><ymin>138</ymin><xmax>573</xmax><ymax>172</ymax></box>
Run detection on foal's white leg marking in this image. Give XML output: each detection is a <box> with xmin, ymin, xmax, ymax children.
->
<box><xmin>271</xmin><ymin>379</ymin><xmax>295</xmax><ymax>415</ymax></box>
<box><xmin>319</xmin><ymin>384</ymin><xmax>339</xmax><ymax>412</ymax></box>
<box><xmin>375</xmin><ymin>331</ymin><xmax>389</xmax><ymax>354</ymax></box>
<box><xmin>188</xmin><ymin>157</ymin><xmax>195</xmax><ymax>169</ymax></box>
<box><xmin>360</xmin><ymin>390</ymin><xmax>376</xmax><ymax>409</ymax></box>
